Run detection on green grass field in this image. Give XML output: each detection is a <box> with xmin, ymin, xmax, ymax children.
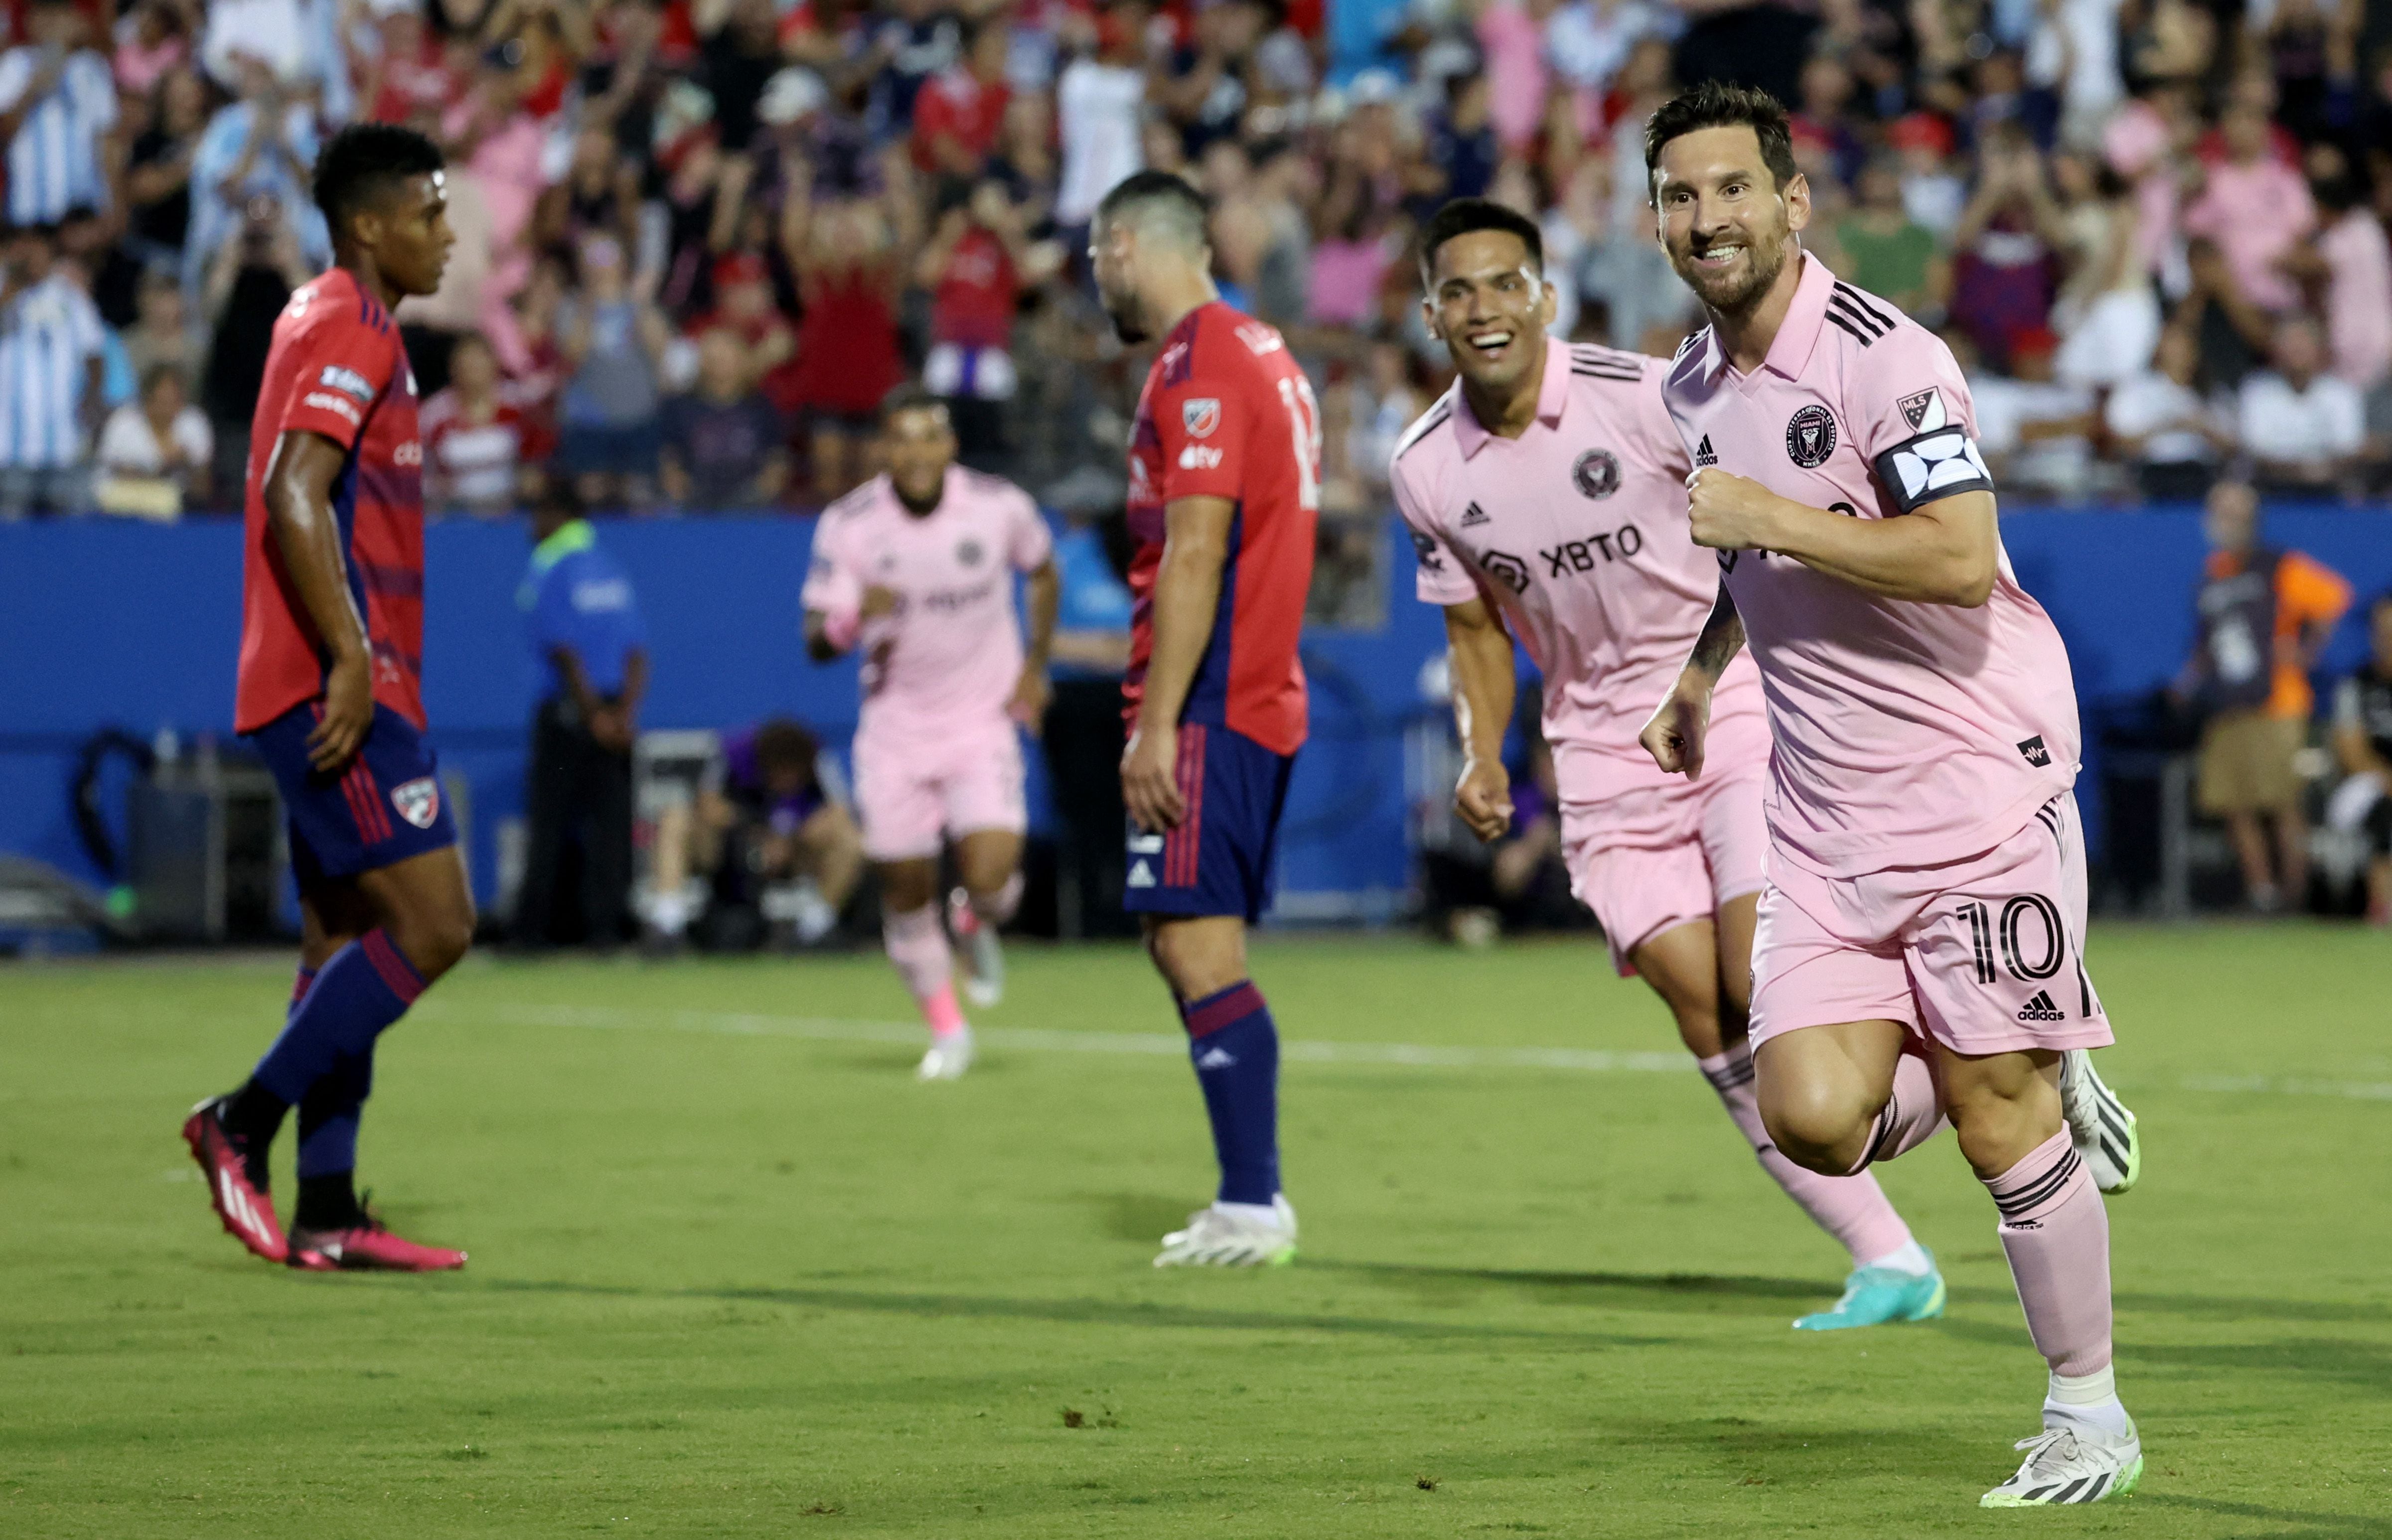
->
<box><xmin>6</xmin><ymin>924</ymin><xmax>2390</xmax><ymax>1537</ymax></box>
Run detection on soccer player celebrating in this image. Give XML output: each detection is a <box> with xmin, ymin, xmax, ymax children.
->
<box><xmin>182</xmin><ymin>124</ymin><xmax>468</xmax><ymax>1272</ymax></box>
<box><xmin>1392</xmin><ymin>197</ymin><xmax>1944</xmax><ymax>1329</ymax></box>
<box><xmin>1090</xmin><ymin>172</ymin><xmax>1321</xmax><ymax>1267</ymax></box>
<box><xmin>1641</xmin><ymin>83</ymin><xmax>2144</xmax><ymax>1505</ymax></box>
<box><xmin>802</xmin><ymin>386</ymin><xmax>1058</xmax><ymax>1079</ymax></box>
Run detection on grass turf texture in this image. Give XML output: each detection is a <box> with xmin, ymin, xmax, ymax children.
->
<box><xmin>5</xmin><ymin>924</ymin><xmax>2389</xmax><ymax>1538</ymax></box>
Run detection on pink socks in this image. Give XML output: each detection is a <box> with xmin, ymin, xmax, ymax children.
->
<box><xmin>883</xmin><ymin>904</ymin><xmax>966</xmax><ymax>1037</ymax></box>
<box><xmin>1702</xmin><ymin>1045</ymin><xmax>1916</xmax><ymax>1267</ymax></box>
<box><xmin>1988</xmin><ymin>1127</ymin><xmax>2113</xmax><ymax>1377</ymax></box>
<box><xmin>1847</xmin><ymin>1050</ymin><xmax>1948</xmax><ymax>1173</ymax></box>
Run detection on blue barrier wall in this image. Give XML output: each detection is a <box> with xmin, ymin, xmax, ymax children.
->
<box><xmin>4</xmin><ymin>508</ymin><xmax>2388</xmax><ymax>912</ymax></box>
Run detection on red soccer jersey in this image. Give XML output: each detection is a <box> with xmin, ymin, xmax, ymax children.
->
<box><xmin>235</xmin><ymin>268</ymin><xmax>429</xmax><ymax>735</ymax></box>
<box><xmin>1123</xmin><ymin>301</ymin><xmax>1321</xmax><ymax>756</ymax></box>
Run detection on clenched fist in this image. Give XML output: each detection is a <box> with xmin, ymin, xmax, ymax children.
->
<box><xmin>1685</xmin><ymin>467</ymin><xmax>1786</xmax><ymax>552</ymax></box>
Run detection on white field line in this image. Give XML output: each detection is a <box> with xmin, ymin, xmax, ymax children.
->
<box><xmin>428</xmin><ymin>1001</ymin><xmax>2392</xmax><ymax>1101</ymax></box>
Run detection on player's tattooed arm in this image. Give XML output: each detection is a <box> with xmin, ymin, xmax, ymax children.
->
<box><xmin>1640</xmin><ymin>583</ymin><xmax>1743</xmax><ymax>781</ymax></box>
<box><xmin>1122</xmin><ymin>495</ymin><xmax>1235</xmax><ymax>832</ymax></box>
<box><xmin>263</xmin><ymin>429</ymin><xmax>375</xmax><ymax>773</ymax></box>
<box><xmin>1442</xmin><ymin>597</ymin><xmax>1517</xmax><ymax>843</ymax></box>
<box><xmin>1687</xmin><ymin>467</ymin><xmax>1998</xmax><ymax>606</ymax></box>
<box><xmin>1009</xmin><ymin>557</ymin><xmax>1060</xmax><ymax>729</ymax></box>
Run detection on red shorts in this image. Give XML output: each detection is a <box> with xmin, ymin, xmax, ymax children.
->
<box><xmin>1749</xmin><ymin>793</ymin><xmax>2115</xmax><ymax>1057</ymax></box>
<box><xmin>1562</xmin><ymin>769</ymin><xmax>1767</xmax><ymax>976</ymax></box>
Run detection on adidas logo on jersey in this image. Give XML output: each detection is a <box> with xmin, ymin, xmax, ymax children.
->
<box><xmin>2017</xmin><ymin>990</ymin><xmax>2066</xmax><ymax>1022</ymax></box>
<box><xmin>1195</xmin><ymin>1046</ymin><xmax>1238</xmax><ymax>1070</ymax></box>
<box><xmin>1694</xmin><ymin>435</ymin><xmax>1718</xmax><ymax>467</ymax></box>
<box><xmin>1459</xmin><ymin>502</ymin><xmax>1490</xmax><ymax>527</ymax></box>
<box><xmin>1128</xmin><ymin>860</ymin><xmax>1157</xmax><ymax>888</ymax></box>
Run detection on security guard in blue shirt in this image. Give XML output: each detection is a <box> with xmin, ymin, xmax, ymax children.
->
<box><xmin>517</xmin><ymin>482</ymin><xmax>649</xmax><ymax>946</ymax></box>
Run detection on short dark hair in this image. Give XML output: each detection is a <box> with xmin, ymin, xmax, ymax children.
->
<box><xmin>312</xmin><ymin>123</ymin><xmax>445</xmax><ymax>241</ymax></box>
<box><xmin>1094</xmin><ymin>170</ymin><xmax>1209</xmax><ymax>251</ymax></box>
<box><xmin>1417</xmin><ymin>197</ymin><xmax>1544</xmax><ymax>284</ymax></box>
<box><xmin>752</xmin><ymin>718</ymin><xmax>821</xmax><ymax>782</ymax></box>
<box><xmin>1642</xmin><ymin>80</ymin><xmax>1799</xmax><ymax>207</ymax></box>
<box><xmin>535</xmin><ymin>474</ymin><xmax>583</xmax><ymax>523</ymax></box>
<box><xmin>879</xmin><ymin>382</ymin><xmax>950</xmax><ymax>427</ymax></box>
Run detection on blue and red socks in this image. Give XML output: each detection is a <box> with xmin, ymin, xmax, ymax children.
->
<box><xmin>1180</xmin><ymin>981</ymin><xmax>1281</xmax><ymax>1206</ymax></box>
<box><xmin>223</xmin><ymin>933</ymin><xmax>422</xmax><ymax>1170</ymax></box>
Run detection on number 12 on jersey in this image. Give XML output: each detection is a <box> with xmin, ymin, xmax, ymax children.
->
<box><xmin>1278</xmin><ymin>374</ymin><xmax>1323</xmax><ymax>512</ymax></box>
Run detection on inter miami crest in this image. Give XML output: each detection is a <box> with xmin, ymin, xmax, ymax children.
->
<box><xmin>391</xmin><ymin>777</ymin><xmax>441</xmax><ymax>831</ymax></box>
<box><xmin>956</xmin><ymin>538</ymin><xmax>984</xmax><ymax>567</ymax></box>
<box><xmin>1571</xmin><ymin>449</ymin><xmax>1622</xmax><ymax>500</ymax></box>
<box><xmin>1478</xmin><ymin>550</ymin><xmax>1531</xmax><ymax>594</ymax></box>
<box><xmin>1786</xmin><ymin>405</ymin><xmax>1837</xmax><ymax>468</ymax></box>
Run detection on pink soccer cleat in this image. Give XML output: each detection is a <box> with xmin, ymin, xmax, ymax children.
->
<box><xmin>288</xmin><ymin>1215</ymin><xmax>467</xmax><ymax>1272</ymax></box>
<box><xmin>183</xmin><ymin>1097</ymin><xmax>287</xmax><ymax>1263</ymax></box>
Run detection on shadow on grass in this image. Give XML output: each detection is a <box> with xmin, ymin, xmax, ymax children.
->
<box><xmin>1094</xmin><ymin>1193</ymin><xmax>1201</xmax><ymax>1244</ymax></box>
<box><xmin>2136</xmin><ymin>1493</ymin><xmax>2392</xmax><ymax>1533</ymax></box>
<box><xmin>1927</xmin><ymin>1317</ymin><xmax>2392</xmax><ymax>1392</ymax></box>
<box><xmin>1303</xmin><ymin>1258</ymin><xmax>1842</xmax><ymax>1306</ymax></box>
<box><xmin>473</xmin><ymin>1276</ymin><xmax>1680</xmax><ymax>1348</ymax></box>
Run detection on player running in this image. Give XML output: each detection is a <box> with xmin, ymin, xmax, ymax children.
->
<box><xmin>802</xmin><ymin>386</ymin><xmax>1058</xmax><ymax>1080</ymax></box>
<box><xmin>182</xmin><ymin>124</ymin><xmax>469</xmax><ymax>1272</ymax></box>
<box><xmin>1642</xmin><ymin>83</ymin><xmax>2144</xmax><ymax>1505</ymax></box>
<box><xmin>1090</xmin><ymin>171</ymin><xmax>1320</xmax><ymax>1267</ymax></box>
<box><xmin>1392</xmin><ymin>197</ymin><xmax>1944</xmax><ymax>1330</ymax></box>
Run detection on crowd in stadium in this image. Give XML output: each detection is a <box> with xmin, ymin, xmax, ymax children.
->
<box><xmin>6</xmin><ymin>0</ymin><xmax>2392</xmax><ymax>520</ymax></box>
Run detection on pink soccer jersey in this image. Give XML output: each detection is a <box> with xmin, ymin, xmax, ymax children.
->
<box><xmin>1660</xmin><ymin>253</ymin><xmax>2082</xmax><ymax>879</ymax></box>
<box><xmin>802</xmin><ymin>465</ymin><xmax>1053</xmax><ymax>741</ymax></box>
<box><xmin>1389</xmin><ymin>340</ymin><xmax>1768</xmax><ymax>831</ymax></box>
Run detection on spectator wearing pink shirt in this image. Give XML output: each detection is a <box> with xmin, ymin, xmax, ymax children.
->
<box><xmin>1474</xmin><ymin>0</ymin><xmax>1547</xmax><ymax>151</ymax></box>
<box><xmin>2282</xmin><ymin>165</ymin><xmax>2392</xmax><ymax>392</ymax></box>
<box><xmin>2182</xmin><ymin>104</ymin><xmax>2315</xmax><ymax>315</ymax></box>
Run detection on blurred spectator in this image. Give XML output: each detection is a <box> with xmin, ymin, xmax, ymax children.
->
<box><xmin>699</xmin><ymin>0</ymin><xmax>784</xmax><ymax>152</ymax></box>
<box><xmin>2180</xmin><ymin>482</ymin><xmax>2351</xmax><ymax>912</ymax></box>
<box><xmin>2328</xmin><ymin>592</ymin><xmax>2392</xmax><ymax>924</ymax></box>
<box><xmin>783</xmin><ymin>196</ymin><xmax>903</xmax><ymax>500</ymax></box>
<box><xmin>122</xmin><ymin>67</ymin><xmax>207</xmax><ymax>265</ymax></box>
<box><xmin>122</xmin><ymin>266</ymin><xmax>204</xmax><ymax>395</ymax></box>
<box><xmin>1822</xmin><ymin>153</ymin><xmax>1949</xmax><ymax>321</ymax></box>
<box><xmin>913</xmin><ymin>15</ymin><xmax>1009</xmax><ymax>187</ymax></box>
<box><xmin>1040</xmin><ymin>493</ymin><xmax>1135</xmax><ymax>938</ymax></box>
<box><xmin>1950</xmin><ymin>126</ymin><xmax>2067</xmax><ymax>371</ymax></box>
<box><xmin>0</xmin><ymin>220</ymin><xmax>103</xmax><ymax>517</ymax></box>
<box><xmin>422</xmin><ymin>333</ymin><xmax>534</xmax><ymax>516</ymax></box>
<box><xmin>1889</xmin><ymin>111</ymin><xmax>1965</xmax><ymax>238</ymax></box>
<box><xmin>95</xmin><ymin>362</ymin><xmax>211</xmax><ymax>518</ymax></box>
<box><xmin>1967</xmin><ymin>327</ymin><xmax>2100</xmax><ymax>501</ymax></box>
<box><xmin>2050</xmin><ymin>153</ymin><xmax>2160</xmax><ymax>391</ymax></box>
<box><xmin>647</xmin><ymin>718</ymin><xmax>865</xmax><ymax>948</ymax></box>
<box><xmin>2182</xmin><ymin>102</ymin><xmax>2316</xmax><ymax>317</ymax></box>
<box><xmin>2174</xmin><ymin>235</ymin><xmax>2273</xmax><ymax>394</ymax></box>
<box><xmin>517</xmin><ymin>481</ymin><xmax>649</xmax><ymax>949</ymax></box>
<box><xmin>198</xmin><ymin>191</ymin><xmax>310</xmax><ymax>497</ymax></box>
<box><xmin>658</xmin><ymin>327</ymin><xmax>790</xmax><ymax>508</ymax></box>
<box><xmin>2282</xmin><ymin>159</ymin><xmax>2392</xmax><ymax>395</ymax></box>
<box><xmin>2106</xmin><ymin>326</ymin><xmax>2231</xmax><ymax>502</ymax></box>
<box><xmin>2239</xmin><ymin>314</ymin><xmax>2365</xmax><ymax>498</ymax></box>
<box><xmin>1422</xmin><ymin>71</ymin><xmax>1497</xmax><ymax>205</ymax></box>
<box><xmin>684</xmin><ymin>249</ymin><xmax>795</xmax><ymax>399</ymax></box>
<box><xmin>1053</xmin><ymin>0</ymin><xmax>1144</xmax><ymax>233</ymax></box>
<box><xmin>917</xmin><ymin>180</ymin><xmax>1060</xmax><ymax>462</ymax></box>
<box><xmin>113</xmin><ymin>0</ymin><xmax>196</xmax><ymax>95</ymax></box>
<box><xmin>185</xmin><ymin>58</ymin><xmax>327</xmax><ymax>293</ymax></box>
<box><xmin>0</xmin><ymin>0</ymin><xmax>116</xmax><ymax>228</ymax></box>
<box><xmin>556</xmin><ymin>232</ymin><xmax>669</xmax><ymax>508</ymax></box>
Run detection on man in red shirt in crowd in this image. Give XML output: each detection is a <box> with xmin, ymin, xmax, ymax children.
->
<box><xmin>182</xmin><ymin>123</ymin><xmax>473</xmax><ymax>1274</ymax></box>
<box><xmin>1092</xmin><ymin>170</ymin><xmax>1323</xmax><ymax>1268</ymax></box>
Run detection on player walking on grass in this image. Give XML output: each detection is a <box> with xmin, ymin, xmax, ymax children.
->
<box><xmin>182</xmin><ymin>124</ymin><xmax>469</xmax><ymax>1272</ymax></box>
<box><xmin>1393</xmin><ymin>197</ymin><xmax>1944</xmax><ymax>1331</ymax></box>
<box><xmin>1091</xmin><ymin>171</ymin><xmax>1320</xmax><ymax>1267</ymax></box>
<box><xmin>1641</xmin><ymin>84</ymin><xmax>2144</xmax><ymax>1506</ymax></box>
<box><xmin>802</xmin><ymin>387</ymin><xmax>1058</xmax><ymax>1080</ymax></box>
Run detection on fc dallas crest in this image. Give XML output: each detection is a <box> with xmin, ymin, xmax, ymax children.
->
<box><xmin>391</xmin><ymin>777</ymin><xmax>442</xmax><ymax>830</ymax></box>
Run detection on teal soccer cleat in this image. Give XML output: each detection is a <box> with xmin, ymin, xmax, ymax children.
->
<box><xmin>1793</xmin><ymin>1253</ymin><xmax>1947</xmax><ymax>1331</ymax></box>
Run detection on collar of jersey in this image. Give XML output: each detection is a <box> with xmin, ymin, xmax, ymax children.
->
<box><xmin>530</xmin><ymin>518</ymin><xmax>596</xmax><ymax>576</ymax></box>
<box><xmin>1454</xmin><ymin>341</ymin><xmax>1570</xmax><ymax>457</ymax></box>
<box><xmin>1707</xmin><ymin>248</ymin><xmax>1832</xmax><ymax>391</ymax></box>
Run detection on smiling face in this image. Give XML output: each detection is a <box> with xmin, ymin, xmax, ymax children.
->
<box><xmin>1653</xmin><ymin>124</ymin><xmax>1808</xmax><ymax>319</ymax></box>
<box><xmin>1423</xmin><ymin>228</ymin><xmax>1553</xmax><ymax>402</ymax></box>
<box><xmin>883</xmin><ymin>403</ymin><xmax>957</xmax><ymax>507</ymax></box>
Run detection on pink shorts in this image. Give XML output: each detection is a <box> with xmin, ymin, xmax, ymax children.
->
<box><xmin>851</xmin><ymin>719</ymin><xmax>1027</xmax><ymax>862</ymax></box>
<box><xmin>1563</xmin><ymin>770</ymin><xmax>1767</xmax><ymax>976</ymax></box>
<box><xmin>1749</xmin><ymin>793</ymin><xmax>2115</xmax><ymax>1057</ymax></box>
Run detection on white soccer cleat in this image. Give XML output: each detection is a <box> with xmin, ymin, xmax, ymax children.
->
<box><xmin>2059</xmin><ymin>1049</ymin><xmax>2141</xmax><ymax>1194</ymax></box>
<box><xmin>915</xmin><ymin>1028</ymin><xmax>974</xmax><ymax>1082</ymax></box>
<box><xmin>1979</xmin><ymin>1419</ymin><xmax>2143</xmax><ymax>1507</ymax></box>
<box><xmin>1153</xmin><ymin>1195</ymin><xmax>1298</xmax><ymax>1268</ymax></box>
<box><xmin>948</xmin><ymin>888</ymin><xmax>1004</xmax><ymax>1008</ymax></box>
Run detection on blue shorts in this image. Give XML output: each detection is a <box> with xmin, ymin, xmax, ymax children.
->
<box><xmin>1123</xmin><ymin>723</ymin><xmax>1295</xmax><ymax>925</ymax></box>
<box><xmin>247</xmin><ymin>702</ymin><xmax>458</xmax><ymax>884</ymax></box>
